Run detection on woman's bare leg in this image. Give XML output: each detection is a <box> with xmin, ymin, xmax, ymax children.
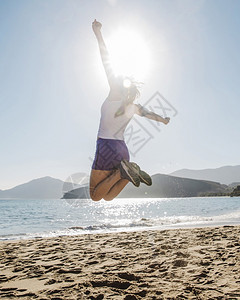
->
<box><xmin>90</xmin><ymin>169</ymin><xmax>127</xmax><ymax>201</ymax></box>
<box><xmin>103</xmin><ymin>179</ymin><xmax>129</xmax><ymax>201</ymax></box>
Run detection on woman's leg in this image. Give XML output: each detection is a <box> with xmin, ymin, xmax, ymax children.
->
<box><xmin>90</xmin><ymin>169</ymin><xmax>127</xmax><ymax>201</ymax></box>
<box><xmin>103</xmin><ymin>178</ymin><xmax>129</xmax><ymax>201</ymax></box>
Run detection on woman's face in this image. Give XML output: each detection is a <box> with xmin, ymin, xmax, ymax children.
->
<box><xmin>128</xmin><ymin>85</ymin><xmax>138</xmax><ymax>102</ymax></box>
<box><xmin>120</xmin><ymin>86</ymin><xmax>136</xmax><ymax>102</ymax></box>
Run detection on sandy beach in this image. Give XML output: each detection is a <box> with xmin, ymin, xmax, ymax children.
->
<box><xmin>0</xmin><ymin>226</ymin><xmax>239</xmax><ymax>299</ymax></box>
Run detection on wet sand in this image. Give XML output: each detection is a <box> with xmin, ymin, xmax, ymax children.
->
<box><xmin>0</xmin><ymin>225</ymin><xmax>240</xmax><ymax>299</ymax></box>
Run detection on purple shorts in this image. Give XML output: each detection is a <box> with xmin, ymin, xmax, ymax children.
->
<box><xmin>92</xmin><ymin>138</ymin><xmax>130</xmax><ymax>171</ymax></box>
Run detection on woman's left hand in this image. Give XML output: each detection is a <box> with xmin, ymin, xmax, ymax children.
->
<box><xmin>92</xmin><ymin>19</ymin><xmax>102</xmax><ymax>34</ymax></box>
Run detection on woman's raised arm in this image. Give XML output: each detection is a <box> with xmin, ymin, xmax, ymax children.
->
<box><xmin>92</xmin><ymin>19</ymin><xmax>114</xmax><ymax>87</ymax></box>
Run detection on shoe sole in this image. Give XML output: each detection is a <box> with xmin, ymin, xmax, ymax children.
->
<box><xmin>121</xmin><ymin>160</ymin><xmax>140</xmax><ymax>187</ymax></box>
<box><xmin>130</xmin><ymin>162</ymin><xmax>152</xmax><ymax>186</ymax></box>
<box><xmin>139</xmin><ymin>170</ymin><xmax>152</xmax><ymax>186</ymax></box>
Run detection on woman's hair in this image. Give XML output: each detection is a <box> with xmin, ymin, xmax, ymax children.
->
<box><xmin>116</xmin><ymin>75</ymin><xmax>142</xmax><ymax>103</ymax></box>
<box><xmin>128</xmin><ymin>82</ymin><xmax>140</xmax><ymax>102</ymax></box>
<box><xmin>114</xmin><ymin>76</ymin><xmax>143</xmax><ymax>118</ymax></box>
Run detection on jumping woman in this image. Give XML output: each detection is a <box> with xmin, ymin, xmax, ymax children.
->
<box><xmin>89</xmin><ymin>19</ymin><xmax>170</xmax><ymax>201</ymax></box>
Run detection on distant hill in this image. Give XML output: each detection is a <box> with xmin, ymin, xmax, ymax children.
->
<box><xmin>229</xmin><ymin>182</ymin><xmax>240</xmax><ymax>188</ymax></box>
<box><xmin>0</xmin><ymin>173</ymin><xmax>233</xmax><ymax>200</ymax></box>
<box><xmin>230</xmin><ymin>185</ymin><xmax>240</xmax><ymax>197</ymax></box>
<box><xmin>0</xmin><ymin>176</ymin><xmax>78</xmax><ymax>199</ymax></box>
<box><xmin>63</xmin><ymin>173</ymin><xmax>230</xmax><ymax>199</ymax></box>
<box><xmin>170</xmin><ymin>165</ymin><xmax>240</xmax><ymax>185</ymax></box>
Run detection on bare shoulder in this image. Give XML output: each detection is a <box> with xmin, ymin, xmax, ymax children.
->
<box><xmin>134</xmin><ymin>103</ymin><xmax>141</xmax><ymax>115</ymax></box>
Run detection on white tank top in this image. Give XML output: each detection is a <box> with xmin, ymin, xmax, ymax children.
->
<box><xmin>97</xmin><ymin>98</ymin><xmax>136</xmax><ymax>140</ymax></box>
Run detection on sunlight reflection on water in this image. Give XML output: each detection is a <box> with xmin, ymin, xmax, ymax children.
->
<box><xmin>0</xmin><ymin>197</ymin><xmax>240</xmax><ymax>240</ymax></box>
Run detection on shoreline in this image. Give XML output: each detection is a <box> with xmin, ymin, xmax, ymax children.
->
<box><xmin>1</xmin><ymin>220</ymin><xmax>240</xmax><ymax>242</ymax></box>
<box><xmin>0</xmin><ymin>195</ymin><xmax>237</xmax><ymax>200</ymax></box>
<box><xmin>0</xmin><ymin>225</ymin><xmax>240</xmax><ymax>299</ymax></box>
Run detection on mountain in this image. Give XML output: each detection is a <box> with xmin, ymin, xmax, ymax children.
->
<box><xmin>0</xmin><ymin>176</ymin><xmax>78</xmax><ymax>199</ymax></box>
<box><xmin>63</xmin><ymin>173</ymin><xmax>230</xmax><ymax>199</ymax></box>
<box><xmin>0</xmin><ymin>173</ymin><xmax>232</xmax><ymax>200</ymax></box>
<box><xmin>230</xmin><ymin>185</ymin><xmax>240</xmax><ymax>197</ymax></box>
<box><xmin>229</xmin><ymin>182</ymin><xmax>240</xmax><ymax>188</ymax></box>
<box><xmin>170</xmin><ymin>165</ymin><xmax>240</xmax><ymax>185</ymax></box>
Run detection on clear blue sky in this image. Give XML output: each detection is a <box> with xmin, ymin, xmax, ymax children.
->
<box><xmin>0</xmin><ymin>0</ymin><xmax>240</xmax><ymax>189</ymax></box>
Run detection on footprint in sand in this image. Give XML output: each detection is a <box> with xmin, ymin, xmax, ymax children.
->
<box><xmin>90</xmin><ymin>280</ymin><xmax>131</xmax><ymax>290</ymax></box>
<box><xmin>124</xmin><ymin>295</ymin><xmax>138</xmax><ymax>300</ymax></box>
<box><xmin>174</xmin><ymin>251</ymin><xmax>190</xmax><ymax>258</ymax></box>
<box><xmin>117</xmin><ymin>272</ymin><xmax>140</xmax><ymax>281</ymax></box>
<box><xmin>45</xmin><ymin>279</ymin><xmax>57</xmax><ymax>285</ymax></box>
<box><xmin>173</xmin><ymin>259</ymin><xmax>188</xmax><ymax>267</ymax></box>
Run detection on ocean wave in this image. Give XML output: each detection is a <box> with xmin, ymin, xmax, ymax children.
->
<box><xmin>212</xmin><ymin>210</ymin><xmax>240</xmax><ymax>221</ymax></box>
<box><xmin>0</xmin><ymin>232</ymin><xmax>28</xmax><ymax>241</ymax></box>
<box><xmin>1</xmin><ymin>207</ymin><xmax>240</xmax><ymax>241</ymax></box>
<box><xmin>66</xmin><ymin>215</ymin><xmax>216</xmax><ymax>233</ymax></box>
<box><xmin>0</xmin><ymin>216</ymin><xmax>210</xmax><ymax>240</ymax></box>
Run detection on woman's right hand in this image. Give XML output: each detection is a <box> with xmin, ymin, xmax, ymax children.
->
<box><xmin>92</xmin><ymin>19</ymin><xmax>102</xmax><ymax>35</ymax></box>
<box><xmin>163</xmin><ymin>117</ymin><xmax>170</xmax><ymax>125</ymax></box>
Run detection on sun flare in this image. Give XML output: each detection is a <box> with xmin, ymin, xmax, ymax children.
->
<box><xmin>106</xmin><ymin>28</ymin><xmax>151</xmax><ymax>80</ymax></box>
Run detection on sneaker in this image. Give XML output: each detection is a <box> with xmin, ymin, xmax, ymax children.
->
<box><xmin>130</xmin><ymin>162</ymin><xmax>152</xmax><ymax>186</ymax></box>
<box><xmin>119</xmin><ymin>159</ymin><xmax>140</xmax><ymax>187</ymax></box>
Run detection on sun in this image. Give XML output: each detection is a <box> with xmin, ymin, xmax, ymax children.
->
<box><xmin>106</xmin><ymin>28</ymin><xmax>151</xmax><ymax>80</ymax></box>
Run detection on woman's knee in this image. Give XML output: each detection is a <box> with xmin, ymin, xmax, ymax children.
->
<box><xmin>90</xmin><ymin>189</ymin><xmax>113</xmax><ymax>201</ymax></box>
<box><xmin>90</xmin><ymin>192</ymin><xmax>102</xmax><ymax>202</ymax></box>
<box><xmin>103</xmin><ymin>195</ymin><xmax>114</xmax><ymax>201</ymax></box>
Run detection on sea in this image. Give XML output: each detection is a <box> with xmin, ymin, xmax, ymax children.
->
<box><xmin>0</xmin><ymin>196</ymin><xmax>240</xmax><ymax>241</ymax></box>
